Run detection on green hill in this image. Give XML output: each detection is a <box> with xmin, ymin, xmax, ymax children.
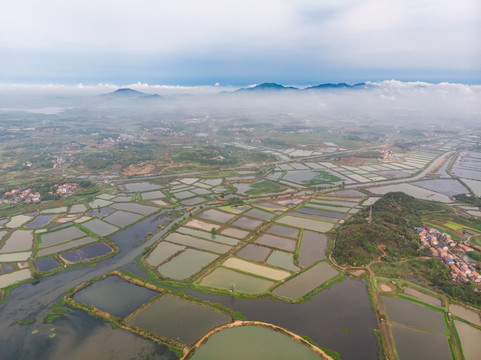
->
<box><xmin>332</xmin><ymin>192</ymin><xmax>440</xmax><ymax>266</ymax></box>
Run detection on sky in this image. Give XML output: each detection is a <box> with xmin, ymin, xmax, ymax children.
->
<box><xmin>0</xmin><ymin>0</ymin><xmax>480</xmax><ymax>85</ymax></box>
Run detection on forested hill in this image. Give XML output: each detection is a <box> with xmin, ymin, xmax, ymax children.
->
<box><xmin>332</xmin><ymin>192</ymin><xmax>442</xmax><ymax>266</ymax></box>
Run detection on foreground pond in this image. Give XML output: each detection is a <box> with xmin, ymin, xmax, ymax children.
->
<box><xmin>189</xmin><ymin>325</ymin><xmax>323</xmax><ymax>360</ymax></box>
<box><xmin>128</xmin><ymin>295</ymin><xmax>231</xmax><ymax>345</ymax></box>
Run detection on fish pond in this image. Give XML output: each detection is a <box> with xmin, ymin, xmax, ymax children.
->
<box><xmin>0</xmin><ymin>230</ymin><xmax>33</xmax><ymax>253</ymax></box>
<box><xmin>145</xmin><ymin>242</ymin><xmax>185</xmax><ymax>267</ymax></box>
<box><xmin>383</xmin><ymin>296</ymin><xmax>445</xmax><ymax>333</ymax></box>
<box><xmin>73</xmin><ymin>276</ymin><xmax>159</xmax><ymax>317</ymax></box>
<box><xmin>128</xmin><ymin>295</ymin><xmax>231</xmax><ymax>345</ymax></box>
<box><xmin>157</xmin><ymin>249</ymin><xmax>218</xmax><ymax>280</ymax></box>
<box><xmin>298</xmin><ymin>230</ymin><xmax>327</xmax><ymax>267</ymax></box>
<box><xmin>454</xmin><ymin>320</ymin><xmax>481</xmax><ymax>360</ymax></box>
<box><xmin>277</xmin><ymin>215</ymin><xmax>333</xmax><ymax>233</ymax></box>
<box><xmin>41</xmin><ymin>226</ymin><xmax>87</xmax><ymax>247</ymax></box>
<box><xmin>272</xmin><ymin>262</ymin><xmax>338</xmax><ymax>300</ymax></box>
<box><xmin>390</xmin><ymin>324</ymin><xmax>452</xmax><ymax>360</ymax></box>
<box><xmin>60</xmin><ymin>242</ymin><xmax>113</xmax><ymax>264</ymax></box>
<box><xmin>24</xmin><ymin>215</ymin><xmax>56</xmax><ymax>228</ymax></box>
<box><xmin>189</xmin><ymin>325</ymin><xmax>323</xmax><ymax>360</ymax></box>
<box><xmin>199</xmin><ymin>267</ymin><xmax>275</xmax><ymax>294</ymax></box>
<box><xmin>35</xmin><ymin>257</ymin><xmax>60</xmax><ymax>272</ymax></box>
<box><xmin>37</xmin><ymin>236</ymin><xmax>97</xmax><ymax>257</ymax></box>
<box><xmin>236</xmin><ymin>244</ymin><xmax>271</xmax><ymax>262</ymax></box>
<box><xmin>81</xmin><ymin>219</ymin><xmax>119</xmax><ymax>236</ymax></box>
<box><xmin>103</xmin><ymin>211</ymin><xmax>142</xmax><ymax>227</ymax></box>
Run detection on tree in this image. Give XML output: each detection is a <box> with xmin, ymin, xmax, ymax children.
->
<box><xmin>211</xmin><ymin>227</ymin><xmax>216</xmax><ymax>236</ymax></box>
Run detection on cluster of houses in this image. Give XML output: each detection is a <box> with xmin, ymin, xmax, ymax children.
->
<box><xmin>379</xmin><ymin>148</ymin><xmax>394</xmax><ymax>161</ymax></box>
<box><xmin>0</xmin><ymin>188</ymin><xmax>41</xmax><ymax>204</ymax></box>
<box><xmin>415</xmin><ymin>226</ymin><xmax>481</xmax><ymax>284</ymax></box>
<box><xmin>52</xmin><ymin>183</ymin><xmax>80</xmax><ymax>196</ymax></box>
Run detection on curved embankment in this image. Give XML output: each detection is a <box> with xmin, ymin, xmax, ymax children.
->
<box><xmin>181</xmin><ymin>320</ymin><xmax>335</xmax><ymax>360</ymax></box>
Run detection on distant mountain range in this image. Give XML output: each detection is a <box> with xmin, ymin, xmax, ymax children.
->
<box><xmin>235</xmin><ymin>82</ymin><xmax>367</xmax><ymax>92</ymax></box>
<box><xmin>101</xmin><ymin>88</ymin><xmax>161</xmax><ymax>100</ymax></box>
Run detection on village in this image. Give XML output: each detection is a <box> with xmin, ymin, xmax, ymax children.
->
<box><xmin>0</xmin><ymin>183</ymin><xmax>80</xmax><ymax>205</ymax></box>
<box><xmin>416</xmin><ymin>226</ymin><xmax>481</xmax><ymax>284</ymax></box>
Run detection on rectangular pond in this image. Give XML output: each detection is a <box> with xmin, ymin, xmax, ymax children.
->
<box><xmin>110</xmin><ymin>202</ymin><xmax>158</xmax><ymax>216</ymax></box>
<box><xmin>24</xmin><ymin>215</ymin><xmax>56</xmax><ymax>228</ymax></box>
<box><xmin>157</xmin><ymin>249</ymin><xmax>218</xmax><ymax>280</ymax></box>
<box><xmin>298</xmin><ymin>230</ymin><xmax>327</xmax><ymax>267</ymax></box>
<box><xmin>276</xmin><ymin>215</ymin><xmax>334</xmax><ymax>233</ymax></box>
<box><xmin>219</xmin><ymin>227</ymin><xmax>250</xmax><ymax>239</ymax></box>
<box><xmin>0</xmin><ymin>268</ymin><xmax>31</xmax><ymax>288</ymax></box>
<box><xmin>266</xmin><ymin>250</ymin><xmax>300</xmax><ymax>272</ymax></box>
<box><xmin>41</xmin><ymin>226</ymin><xmax>87</xmax><ymax>247</ymax></box>
<box><xmin>145</xmin><ymin>241</ymin><xmax>185</xmax><ymax>267</ymax></box>
<box><xmin>37</xmin><ymin>236</ymin><xmax>97</xmax><ymax>257</ymax></box>
<box><xmin>165</xmin><ymin>233</ymin><xmax>232</xmax><ymax>254</ymax></box>
<box><xmin>128</xmin><ymin>294</ymin><xmax>231</xmax><ymax>345</ymax></box>
<box><xmin>72</xmin><ymin>275</ymin><xmax>159</xmax><ymax>317</ymax></box>
<box><xmin>449</xmin><ymin>304</ymin><xmax>481</xmax><ymax>326</ymax></box>
<box><xmin>81</xmin><ymin>219</ymin><xmax>119</xmax><ymax>236</ymax></box>
<box><xmin>403</xmin><ymin>286</ymin><xmax>442</xmax><ymax>307</ymax></box>
<box><xmin>59</xmin><ymin>242</ymin><xmax>113</xmax><ymax>264</ymax></box>
<box><xmin>185</xmin><ymin>218</ymin><xmax>221</xmax><ymax>231</ymax></box>
<box><xmin>197</xmin><ymin>209</ymin><xmax>236</xmax><ymax>223</ymax></box>
<box><xmin>236</xmin><ymin>244</ymin><xmax>271</xmax><ymax>262</ymax></box>
<box><xmin>243</xmin><ymin>208</ymin><xmax>275</xmax><ymax>220</ymax></box>
<box><xmin>266</xmin><ymin>224</ymin><xmax>299</xmax><ymax>239</ymax></box>
<box><xmin>176</xmin><ymin>227</ymin><xmax>239</xmax><ymax>246</ymax></box>
<box><xmin>0</xmin><ymin>230</ymin><xmax>33</xmax><ymax>253</ymax></box>
<box><xmin>255</xmin><ymin>234</ymin><xmax>297</xmax><ymax>252</ymax></box>
<box><xmin>199</xmin><ymin>267</ymin><xmax>275</xmax><ymax>294</ymax></box>
<box><xmin>383</xmin><ymin>296</ymin><xmax>446</xmax><ymax>333</ymax></box>
<box><xmin>124</xmin><ymin>182</ymin><xmax>162</xmax><ymax>193</ymax></box>
<box><xmin>297</xmin><ymin>207</ymin><xmax>344</xmax><ymax>219</ymax></box>
<box><xmin>391</xmin><ymin>324</ymin><xmax>452</xmax><ymax>360</ymax></box>
<box><xmin>223</xmin><ymin>257</ymin><xmax>290</xmax><ymax>280</ymax></box>
<box><xmin>35</xmin><ymin>257</ymin><xmax>60</xmax><ymax>272</ymax></box>
<box><xmin>103</xmin><ymin>211</ymin><xmax>142</xmax><ymax>227</ymax></box>
<box><xmin>272</xmin><ymin>262</ymin><xmax>339</xmax><ymax>300</ymax></box>
<box><xmin>231</xmin><ymin>217</ymin><xmax>264</xmax><ymax>230</ymax></box>
<box><xmin>454</xmin><ymin>320</ymin><xmax>481</xmax><ymax>360</ymax></box>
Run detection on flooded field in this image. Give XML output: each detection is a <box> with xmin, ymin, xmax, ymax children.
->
<box><xmin>89</xmin><ymin>199</ymin><xmax>113</xmax><ymax>209</ymax></box>
<box><xmin>110</xmin><ymin>202</ymin><xmax>158</xmax><ymax>216</ymax></box>
<box><xmin>199</xmin><ymin>267</ymin><xmax>275</xmax><ymax>294</ymax></box>
<box><xmin>189</xmin><ymin>325</ymin><xmax>322</xmax><ymax>360</ymax></box>
<box><xmin>185</xmin><ymin>218</ymin><xmax>221</xmax><ymax>231</ymax></box>
<box><xmin>391</xmin><ymin>324</ymin><xmax>452</xmax><ymax>360</ymax></box>
<box><xmin>449</xmin><ymin>304</ymin><xmax>481</xmax><ymax>326</ymax></box>
<box><xmin>403</xmin><ymin>287</ymin><xmax>442</xmax><ymax>306</ymax></box>
<box><xmin>86</xmin><ymin>207</ymin><xmax>115</xmax><ymax>217</ymax></box>
<box><xmin>454</xmin><ymin>320</ymin><xmax>481</xmax><ymax>360</ymax></box>
<box><xmin>41</xmin><ymin>226</ymin><xmax>87</xmax><ymax>247</ymax></box>
<box><xmin>177</xmin><ymin>227</ymin><xmax>239</xmax><ymax>246</ymax></box>
<box><xmin>157</xmin><ymin>249</ymin><xmax>218</xmax><ymax>280</ymax></box>
<box><xmin>236</xmin><ymin>244</ymin><xmax>271</xmax><ymax>262</ymax></box>
<box><xmin>141</xmin><ymin>190</ymin><xmax>165</xmax><ymax>200</ymax></box>
<box><xmin>255</xmin><ymin>233</ymin><xmax>297</xmax><ymax>252</ymax></box>
<box><xmin>197</xmin><ymin>209</ymin><xmax>236</xmax><ymax>223</ymax></box>
<box><xmin>411</xmin><ymin>179</ymin><xmax>468</xmax><ymax>196</ymax></box>
<box><xmin>231</xmin><ymin>217</ymin><xmax>263</xmax><ymax>230</ymax></box>
<box><xmin>299</xmin><ymin>207</ymin><xmax>344</xmax><ymax>219</ymax></box>
<box><xmin>298</xmin><ymin>230</ymin><xmax>327</xmax><ymax>267</ymax></box>
<box><xmin>37</xmin><ymin>236</ymin><xmax>97</xmax><ymax>257</ymax></box>
<box><xmin>370</xmin><ymin>183</ymin><xmax>451</xmax><ymax>203</ymax></box>
<box><xmin>24</xmin><ymin>215</ymin><xmax>56</xmax><ymax>228</ymax></box>
<box><xmin>0</xmin><ymin>268</ymin><xmax>31</xmax><ymax>288</ymax></box>
<box><xmin>219</xmin><ymin>227</ymin><xmax>249</xmax><ymax>239</ymax></box>
<box><xmin>69</xmin><ymin>204</ymin><xmax>87</xmax><ymax>213</ymax></box>
<box><xmin>383</xmin><ymin>296</ymin><xmax>445</xmax><ymax>333</ymax></box>
<box><xmin>182</xmin><ymin>197</ymin><xmax>206</xmax><ymax>205</ymax></box>
<box><xmin>60</xmin><ymin>242</ymin><xmax>113</xmax><ymax>263</ymax></box>
<box><xmin>273</xmin><ymin>262</ymin><xmax>339</xmax><ymax>300</ymax></box>
<box><xmin>223</xmin><ymin>257</ymin><xmax>290</xmax><ymax>280</ymax></box>
<box><xmin>35</xmin><ymin>257</ymin><xmax>60</xmax><ymax>272</ymax></box>
<box><xmin>165</xmin><ymin>233</ymin><xmax>231</xmax><ymax>253</ymax></box>
<box><xmin>128</xmin><ymin>295</ymin><xmax>231</xmax><ymax>345</ymax></box>
<box><xmin>243</xmin><ymin>208</ymin><xmax>274</xmax><ymax>220</ymax></box>
<box><xmin>277</xmin><ymin>215</ymin><xmax>333</xmax><ymax>232</ymax></box>
<box><xmin>81</xmin><ymin>219</ymin><xmax>119</xmax><ymax>236</ymax></box>
<box><xmin>103</xmin><ymin>211</ymin><xmax>142</xmax><ymax>227</ymax></box>
<box><xmin>145</xmin><ymin>242</ymin><xmax>185</xmax><ymax>267</ymax></box>
<box><xmin>6</xmin><ymin>215</ymin><xmax>32</xmax><ymax>228</ymax></box>
<box><xmin>266</xmin><ymin>250</ymin><xmax>300</xmax><ymax>271</ymax></box>
<box><xmin>0</xmin><ymin>230</ymin><xmax>33</xmax><ymax>253</ymax></box>
<box><xmin>266</xmin><ymin>224</ymin><xmax>299</xmax><ymax>238</ymax></box>
<box><xmin>124</xmin><ymin>182</ymin><xmax>162</xmax><ymax>192</ymax></box>
<box><xmin>73</xmin><ymin>276</ymin><xmax>159</xmax><ymax>317</ymax></box>
<box><xmin>461</xmin><ymin>178</ymin><xmax>481</xmax><ymax>197</ymax></box>
<box><xmin>0</xmin><ymin>263</ymin><xmax>15</xmax><ymax>274</ymax></box>
<box><xmin>0</xmin><ymin>251</ymin><xmax>31</xmax><ymax>262</ymax></box>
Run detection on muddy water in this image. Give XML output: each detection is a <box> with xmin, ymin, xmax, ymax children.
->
<box><xmin>184</xmin><ymin>278</ymin><xmax>379</xmax><ymax>360</ymax></box>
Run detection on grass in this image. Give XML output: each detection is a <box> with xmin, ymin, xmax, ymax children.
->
<box><xmin>17</xmin><ymin>317</ymin><xmax>36</xmax><ymax>325</ymax></box>
<box><xmin>44</xmin><ymin>313</ymin><xmax>62</xmax><ymax>323</ymax></box>
<box><xmin>303</xmin><ymin>171</ymin><xmax>341</xmax><ymax>186</ymax></box>
<box><xmin>246</xmin><ymin>181</ymin><xmax>284</xmax><ymax>195</ymax></box>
